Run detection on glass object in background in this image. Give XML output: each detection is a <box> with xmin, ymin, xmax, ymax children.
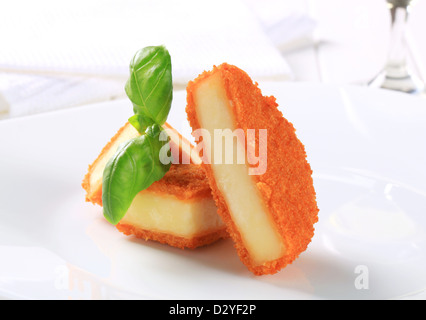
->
<box><xmin>369</xmin><ymin>0</ymin><xmax>425</xmax><ymax>95</ymax></box>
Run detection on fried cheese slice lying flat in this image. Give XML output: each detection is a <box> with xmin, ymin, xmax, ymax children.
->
<box><xmin>82</xmin><ymin>122</ymin><xmax>227</xmax><ymax>249</ymax></box>
<box><xmin>186</xmin><ymin>64</ymin><xmax>319</xmax><ymax>274</ymax></box>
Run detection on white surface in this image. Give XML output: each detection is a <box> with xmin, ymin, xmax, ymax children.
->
<box><xmin>0</xmin><ymin>0</ymin><xmax>292</xmax><ymax>83</ymax></box>
<box><xmin>0</xmin><ymin>0</ymin><xmax>311</xmax><ymax>118</ymax></box>
<box><xmin>0</xmin><ymin>73</ymin><xmax>126</xmax><ymax>118</ymax></box>
<box><xmin>2</xmin><ymin>0</ymin><xmax>425</xmax><ymax>119</ymax></box>
<box><xmin>0</xmin><ymin>83</ymin><xmax>425</xmax><ymax>300</ymax></box>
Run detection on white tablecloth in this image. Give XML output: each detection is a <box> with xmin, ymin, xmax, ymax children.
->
<box><xmin>0</xmin><ymin>0</ymin><xmax>425</xmax><ymax>119</ymax></box>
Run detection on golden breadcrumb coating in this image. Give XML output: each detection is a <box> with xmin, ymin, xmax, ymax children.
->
<box><xmin>147</xmin><ymin>163</ymin><xmax>213</xmax><ymax>200</ymax></box>
<box><xmin>186</xmin><ymin>63</ymin><xmax>319</xmax><ymax>275</ymax></box>
<box><xmin>116</xmin><ymin>223</ymin><xmax>229</xmax><ymax>250</ymax></box>
<box><xmin>82</xmin><ymin>123</ymin><xmax>130</xmax><ymax>206</ymax></box>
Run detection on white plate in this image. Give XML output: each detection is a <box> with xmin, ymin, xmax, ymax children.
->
<box><xmin>0</xmin><ymin>83</ymin><xmax>425</xmax><ymax>300</ymax></box>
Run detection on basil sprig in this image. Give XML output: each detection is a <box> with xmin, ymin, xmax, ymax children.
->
<box><xmin>102</xmin><ymin>46</ymin><xmax>173</xmax><ymax>225</ymax></box>
<box><xmin>126</xmin><ymin>45</ymin><xmax>173</xmax><ymax>133</ymax></box>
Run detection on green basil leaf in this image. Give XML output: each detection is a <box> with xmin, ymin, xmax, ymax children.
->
<box><xmin>128</xmin><ymin>114</ymin><xmax>155</xmax><ymax>134</ymax></box>
<box><xmin>102</xmin><ymin>124</ymin><xmax>171</xmax><ymax>225</ymax></box>
<box><xmin>125</xmin><ymin>46</ymin><xmax>173</xmax><ymax>128</ymax></box>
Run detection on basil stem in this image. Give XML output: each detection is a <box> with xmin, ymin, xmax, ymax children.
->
<box><xmin>102</xmin><ymin>124</ymin><xmax>171</xmax><ymax>225</ymax></box>
<box><xmin>125</xmin><ymin>45</ymin><xmax>173</xmax><ymax>133</ymax></box>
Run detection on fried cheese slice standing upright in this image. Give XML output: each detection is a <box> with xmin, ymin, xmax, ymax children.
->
<box><xmin>186</xmin><ymin>63</ymin><xmax>319</xmax><ymax>274</ymax></box>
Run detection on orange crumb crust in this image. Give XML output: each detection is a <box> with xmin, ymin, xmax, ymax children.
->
<box><xmin>82</xmin><ymin>122</ymin><xmax>227</xmax><ymax>249</ymax></box>
<box><xmin>116</xmin><ymin>223</ymin><xmax>229</xmax><ymax>249</ymax></box>
<box><xmin>147</xmin><ymin>163</ymin><xmax>213</xmax><ymax>201</ymax></box>
<box><xmin>82</xmin><ymin>123</ymin><xmax>130</xmax><ymax>206</ymax></box>
<box><xmin>186</xmin><ymin>63</ymin><xmax>319</xmax><ymax>275</ymax></box>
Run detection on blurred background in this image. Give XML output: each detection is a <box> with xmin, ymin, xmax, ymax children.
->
<box><xmin>0</xmin><ymin>0</ymin><xmax>424</xmax><ymax>119</ymax></box>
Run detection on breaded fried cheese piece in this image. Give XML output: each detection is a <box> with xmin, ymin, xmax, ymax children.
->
<box><xmin>186</xmin><ymin>63</ymin><xmax>319</xmax><ymax>274</ymax></box>
<box><xmin>82</xmin><ymin>122</ymin><xmax>227</xmax><ymax>249</ymax></box>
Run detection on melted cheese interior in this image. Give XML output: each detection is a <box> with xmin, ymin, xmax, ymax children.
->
<box><xmin>193</xmin><ymin>73</ymin><xmax>286</xmax><ymax>265</ymax></box>
<box><xmin>122</xmin><ymin>192</ymin><xmax>223</xmax><ymax>238</ymax></box>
